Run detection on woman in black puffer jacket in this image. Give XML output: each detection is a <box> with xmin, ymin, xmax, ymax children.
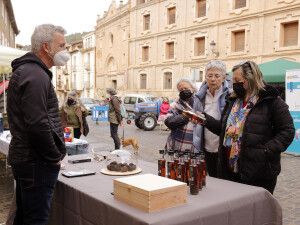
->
<box><xmin>198</xmin><ymin>61</ymin><xmax>295</xmax><ymax>194</ymax></box>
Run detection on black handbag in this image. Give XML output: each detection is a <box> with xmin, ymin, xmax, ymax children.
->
<box><xmin>82</xmin><ymin>116</ymin><xmax>89</xmax><ymax>136</ymax></box>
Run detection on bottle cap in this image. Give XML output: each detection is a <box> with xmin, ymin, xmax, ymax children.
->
<box><xmin>159</xmin><ymin>149</ymin><xmax>165</xmax><ymax>155</ymax></box>
<box><xmin>168</xmin><ymin>150</ymin><xmax>174</xmax><ymax>155</ymax></box>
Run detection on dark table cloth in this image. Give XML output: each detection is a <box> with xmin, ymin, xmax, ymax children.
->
<box><xmin>48</xmin><ymin>154</ymin><xmax>282</xmax><ymax>225</ymax></box>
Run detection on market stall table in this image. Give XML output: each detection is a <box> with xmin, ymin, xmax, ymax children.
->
<box><xmin>48</xmin><ymin>154</ymin><xmax>282</xmax><ymax>225</ymax></box>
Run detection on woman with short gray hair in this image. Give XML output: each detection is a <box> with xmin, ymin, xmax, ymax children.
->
<box><xmin>193</xmin><ymin>60</ymin><xmax>230</xmax><ymax>177</ymax></box>
<box><xmin>164</xmin><ymin>78</ymin><xmax>197</xmax><ymax>153</ymax></box>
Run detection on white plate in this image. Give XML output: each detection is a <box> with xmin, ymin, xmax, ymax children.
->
<box><xmin>100</xmin><ymin>167</ymin><xmax>142</xmax><ymax>176</ymax></box>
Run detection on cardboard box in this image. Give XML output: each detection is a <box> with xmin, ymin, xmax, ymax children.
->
<box><xmin>114</xmin><ymin>174</ymin><xmax>187</xmax><ymax>212</ymax></box>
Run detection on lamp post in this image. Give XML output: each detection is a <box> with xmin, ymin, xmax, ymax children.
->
<box><xmin>210</xmin><ymin>40</ymin><xmax>219</xmax><ymax>58</ymax></box>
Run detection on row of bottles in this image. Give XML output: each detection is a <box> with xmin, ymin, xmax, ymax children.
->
<box><xmin>158</xmin><ymin>149</ymin><xmax>206</xmax><ymax>195</ymax></box>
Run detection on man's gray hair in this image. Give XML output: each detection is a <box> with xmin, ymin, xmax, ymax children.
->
<box><xmin>205</xmin><ymin>60</ymin><xmax>227</xmax><ymax>76</ymax></box>
<box><xmin>176</xmin><ymin>78</ymin><xmax>197</xmax><ymax>92</ymax></box>
<box><xmin>106</xmin><ymin>88</ymin><xmax>117</xmax><ymax>96</ymax></box>
<box><xmin>31</xmin><ymin>24</ymin><xmax>66</xmax><ymax>54</ymax></box>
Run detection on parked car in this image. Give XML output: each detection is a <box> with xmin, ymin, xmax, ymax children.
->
<box><xmin>123</xmin><ymin>94</ymin><xmax>160</xmax><ymax>131</ymax></box>
<box><xmin>80</xmin><ymin>98</ymin><xmax>99</xmax><ymax>115</ymax></box>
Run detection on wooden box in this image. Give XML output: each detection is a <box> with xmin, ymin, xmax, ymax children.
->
<box><xmin>114</xmin><ymin>174</ymin><xmax>187</xmax><ymax>212</ymax></box>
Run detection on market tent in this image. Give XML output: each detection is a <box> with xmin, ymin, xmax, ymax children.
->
<box><xmin>0</xmin><ymin>45</ymin><xmax>27</xmax><ymax>74</ymax></box>
<box><xmin>259</xmin><ymin>59</ymin><xmax>300</xmax><ymax>83</ymax></box>
<box><xmin>228</xmin><ymin>59</ymin><xmax>300</xmax><ymax>83</ymax></box>
<box><xmin>0</xmin><ymin>46</ymin><xmax>27</xmax><ymax>113</ymax></box>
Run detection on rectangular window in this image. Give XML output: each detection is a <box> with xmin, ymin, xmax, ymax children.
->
<box><xmin>232</xmin><ymin>30</ymin><xmax>245</xmax><ymax>52</ymax></box>
<box><xmin>168</xmin><ymin>7</ymin><xmax>176</xmax><ymax>25</ymax></box>
<box><xmin>234</xmin><ymin>0</ymin><xmax>246</xmax><ymax>9</ymax></box>
<box><xmin>142</xmin><ymin>46</ymin><xmax>149</xmax><ymax>62</ymax></box>
<box><xmin>196</xmin><ymin>0</ymin><xmax>206</xmax><ymax>18</ymax></box>
<box><xmin>166</xmin><ymin>42</ymin><xmax>174</xmax><ymax>59</ymax></box>
<box><xmin>192</xmin><ymin>69</ymin><xmax>203</xmax><ymax>82</ymax></box>
<box><xmin>164</xmin><ymin>72</ymin><xmax>172</xmax><ymax>89</ymax></box>
<box><xmin>194</xmin><ymin>37</ymin><xmax>205</xmax><ymax>56</ymax></box>
<box><xmin>281</xmin><ymin>21</ymin><xmax>299</xmax><ymax>47</ymax></box>
<box><xmin>124</xmin><ymin>97</ymin><xmax>130</xmax><ymax>104</ymax></box>
<box><xmin>140</xmin><ymin>74</ymin><xmax>147</xmax><ymax>89</ymax></box>
<box><xmin>143</xmin><ymin>14</ymin><xmax>150</xmax><ymax>31</ymax></box>
<box><xmin>112</xmin><ymin>80</ymin><xmax>117</xmax><ymax>89</ymax></box>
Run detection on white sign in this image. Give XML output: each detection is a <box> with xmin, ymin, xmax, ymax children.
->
<box><xmin>286</xmin><ymin>69</ymin><xmax>300</xmax><ymax>111</ymax></box>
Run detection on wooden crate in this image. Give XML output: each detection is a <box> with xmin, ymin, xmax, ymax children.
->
<box><xmin>114</xmin><ymin>174</ymin><xmax>187</xmax><ymax>212</ymax></box>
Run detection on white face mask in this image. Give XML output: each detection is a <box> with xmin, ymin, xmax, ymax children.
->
<box><xmin>53</xmin><ymin>50</ymin><xmax>70</xmax><ymax>66</ymax></box>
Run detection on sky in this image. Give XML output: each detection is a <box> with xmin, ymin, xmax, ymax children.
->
<box><xmin>11</xmin><ymin>0</ymin><xmax>127</xmax><ymax>46</ymax></box>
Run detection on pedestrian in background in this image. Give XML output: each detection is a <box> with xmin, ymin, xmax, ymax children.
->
<box><xmin>106</xmin><ymin>88</ymin><xmax>122</xmax><ymax>150</ymax></box>
<box><xmin>196</xmin><ymin>61</ymin><xmax>295</xmax><ymax>193</ymax></box>
<box><xmin>7</xmin><ymin>24</ymin><xmax>69</xmax><ymax>225</ymax></box>
<box><xmin>193</xmin><ymin>60</ymin><xmax>230</xmax><ymax>177</ymax></box>
<box><xmin>60</xmin><ymin>90</ymin><xmax>88</xmax><ymax>139</ymax></box>
<box><xmin>165</xmin><ymin>78</ymin><xmax>196</xmax><ymax>153</ymax></box>
<box><xmin>158</xmin><ymin>97</ymin><xmax>170</xmax><ymax>122</ymax></box>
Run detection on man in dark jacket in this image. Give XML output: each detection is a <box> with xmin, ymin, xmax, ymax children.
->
<box><xmin>106</xmin><ymin>88</ymin><xmax>122</xmax><ymax>149</ymax></box>
<box><xmin>7</xmin><ymin>24</ymin><xmax>70</xmax><ymax>225</ymax></box>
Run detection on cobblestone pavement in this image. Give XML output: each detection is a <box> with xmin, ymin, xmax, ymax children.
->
<box><xmin>0</xmin><ymin>116</ymin><xmax>299</xmax><ymax>224</ymax></box>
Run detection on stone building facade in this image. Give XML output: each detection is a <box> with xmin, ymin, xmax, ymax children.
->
<box><xmin>96</xmin><ymin>0</ymin><xmax>300</xmax><ymax>97</ymax></box>
<box><xmin>95</xmin><ymin>0</ymin><xmax>130</xmax><ymax>98</ymax></box>
<box><xmin>0</xmin><ymin>0</ymin><xmax>18</xmax><ymax>47</ymax></box>
<box><xmin>82</xmin><ymin>32</ymin><xmax>96</xmax><ymax>98</ymax></box>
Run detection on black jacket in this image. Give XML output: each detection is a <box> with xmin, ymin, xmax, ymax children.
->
<box><xmin>204</xmin><ymin>85</ymin><xmax>295</xmax><ymax>182</ymax></box>
<box><xmin>7</xmin><ymin>52</ymin><xmax>66</xmax><ymax>164</ymax></box>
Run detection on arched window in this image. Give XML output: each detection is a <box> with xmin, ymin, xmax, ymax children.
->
<box><xmin>140</xmin><ymin>74</ymin><xmax>147</xmax><ymax>89</ymax></box>
<box><xmin>163</xmin><ymin>72</ymin><xmax>172</xmax><ymax>89</ymax></box>
<box><xmin>110</xmin><ymin>33</ymin><xmax>114</xmax><ymax>46</ymax></box>
<box><xmin>107</xmin><ymin>57</ymin><xmax>116</xmax><ymax>72</ymax></box>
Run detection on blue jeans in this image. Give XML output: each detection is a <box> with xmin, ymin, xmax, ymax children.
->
<box><xmin>12</xmin><ymin>162</ymin><xmax>60</xmax><ymax>225</ymax></box>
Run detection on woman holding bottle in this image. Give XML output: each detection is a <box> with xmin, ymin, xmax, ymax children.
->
<box><xmin>195</xmin><ymin>61</ymin><xmax>294</xmax><ymax>193</ymax></box>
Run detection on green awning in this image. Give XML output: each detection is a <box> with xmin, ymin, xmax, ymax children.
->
<box><xmin>259</xmin><ymin>59</ymin><xmax>300</xmax><ymax>83</ymax></box>
<box><xmin>228</xmin><ymin>59</ymin><xmax>300</xmax><ymax>83</ymax></box>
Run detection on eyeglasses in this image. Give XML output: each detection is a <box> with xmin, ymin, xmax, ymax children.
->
<box><xmin>206</xmin><ymin>74</ymin><xmax>222</xmax><ymax>79</ymax></box>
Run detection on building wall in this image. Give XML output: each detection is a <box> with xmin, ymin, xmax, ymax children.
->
<box><xmin>96</xmin><ymin>0</ymin><xmax>300</xmax><ymax>98</ymax></box>
<box><xmin>82</xmin><ymin>32</ymin><xmax>96</xmax><ymax>98</ymax></box>
<box><xmin>0</xmin><ymin>0</ymin><xmax>18</xmax><ymax>47</ymax></box>
<box><xmin>95</xmin><ymin>1</ymin><xmax>130</xmax><ymax>98</ymax></box>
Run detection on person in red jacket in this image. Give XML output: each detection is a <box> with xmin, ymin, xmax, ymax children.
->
<box><xmin>158</xmin><ymin>98</ymin><xmax>170</xmax><ymax>121</ymax></box>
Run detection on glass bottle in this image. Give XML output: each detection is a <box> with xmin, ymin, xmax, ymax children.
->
<box><xmin>158</xmin><ymin>150</ymin><xmax>166</xmax><ymax>177</ymax></box>
<box><xmin>176</xmin><ymin>152</ymin><xmax>183</xmax><ymax>181</ymax></box>
<box><xmin>184</xmin><ymin>150</ymin><xmax>190</xmax><ymax>185</ymax></box>
<box><xmin>200</xmin><ymin>153</ymin><xmax>207</xmax><ymax>187</ymax></box>
<box><xmin>167</xmin><ymin>151</ymin><xmax>176</xmax><ymax>179</ymax></box>
<box><xmin>195</xmin><ymin>152</ymin><xmax>202</xmax><ymax>190</ymax></box>
<box><xmin>189</xmin><ymin>155</ymin><xmax>199</xmax><ymax>195</ymax></box>
<box><xmin>174</xmin><ymin>150</ymin><xmax>179</xmax><ymax>179</ymax></box>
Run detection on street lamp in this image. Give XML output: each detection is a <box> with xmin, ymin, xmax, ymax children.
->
<box><xmin>210</xmin><ymin>40</ymin><xmax>219</xmax><ymax>58</ymax></box>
